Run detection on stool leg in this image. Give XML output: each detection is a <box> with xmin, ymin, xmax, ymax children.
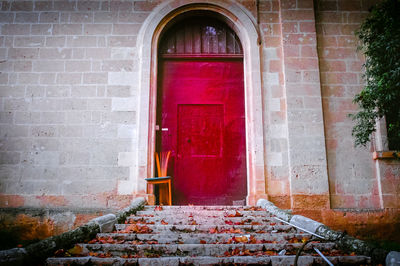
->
<box><xmin>168</xmin><ymin>180</ymin><xmax>172</xmax><ymax>206</ymax></box>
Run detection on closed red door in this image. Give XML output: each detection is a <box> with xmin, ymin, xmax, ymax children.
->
<box><xmin>157</xmin><ymin>58</ymin><xmax>247</xmax><ymax>205</ymax></box>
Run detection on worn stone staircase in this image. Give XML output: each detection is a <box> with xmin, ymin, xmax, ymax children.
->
<box><xmin>46</xmin><ymin>205</ymin><xmax>371</xmax><ymax>265</ymax></box>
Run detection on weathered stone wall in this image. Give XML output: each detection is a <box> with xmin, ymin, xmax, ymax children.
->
<box><xmin>0</xmin><ymin>0</ymin><xmax>398</xmax><ymax>218</ymax></box>
<box><xmin>0</xmin><ymin>0</ymin><xmax>151</xmax><ymax>209</ymax></box>
<box><xmin>315</xmin><ymin>0</ymin><xmax>400</xmax><ymax>209</ymax></box>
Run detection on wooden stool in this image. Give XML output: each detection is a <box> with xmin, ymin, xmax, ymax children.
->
<box><xmin>145</xmin><ymin>176</ymin><xmax>172</xmax><ymax>206</ymax></box>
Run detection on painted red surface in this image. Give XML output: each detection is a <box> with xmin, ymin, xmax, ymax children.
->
<box><xmin>157</xmin><ymin>58</ymin><xmax>246</xmax><ymax>205</ymax></box>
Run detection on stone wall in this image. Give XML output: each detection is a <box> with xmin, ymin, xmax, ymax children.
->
<box><xmin>0</xmin><ymin>0</ymin><xmax>148</xmax><ymax>209</ymax></box>
<box><xmin>0</xmin><ymin>0</ymin><xmax>398</xmax><ymax>218</ymax></box>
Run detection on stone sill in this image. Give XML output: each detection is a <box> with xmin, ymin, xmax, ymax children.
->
<box><xmin>373</xmin><ymin>151</ymin><xmax>400</xmax><ymax>160</ymax></box>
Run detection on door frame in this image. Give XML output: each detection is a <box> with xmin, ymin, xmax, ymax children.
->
<box><xmin>120</xmin><ymin>0</ymin><xmax>267</xmax><ymax>205</ymax></box>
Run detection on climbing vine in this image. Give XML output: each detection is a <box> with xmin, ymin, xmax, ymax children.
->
<box><xmin>351</xmin><ymin>0</ymin><xmax>400</xmax><ymax>150</ymax></box>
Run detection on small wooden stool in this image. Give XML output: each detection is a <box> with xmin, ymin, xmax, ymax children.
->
<box><xmin>145</xmin><ymin>176</ymin><xmax>172</xmax><ymax>206</ymax></box>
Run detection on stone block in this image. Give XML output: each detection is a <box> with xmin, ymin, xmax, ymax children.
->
<box><xmin>108</xmin><ymin>72</ymin><xmax>138</xmax><ymax>85</ymax></box>
<box><xmin>33</xmin><ymin>61</ymin><xmax>65</xmax><ymax>72</ymax></box>
<box><xmin>46</xmin><ymin>36</ymin><xmax>66</xmax><ymax>47</ymax></box>
<box><xmin>289</xmin><ymin>215</ymin><xmax>323</xmax><ymax>234</ymax></box>
<box><xmin>111</xmin><ymin>97</ymin><xmax>136</xmax><ymax>111</ymax></box>
<box><xmin>39</xmin><ymin>12</ymin><xmax>60</xmax><ymax>23</ymax></box>
<box><xmin>118</xmin><ymin>124</ymin><xmax>136</xmax><ymax>138</ymax></box>
<box><xmin>66</xmin><ymin>36</ymin><xmax>97</xmax><ymax>48</ymax></box>
<box><xmin>31</xmin><ymin>24</ymin><xmax>52</xmax><ymax>35</ymax></box>
<box><xmin>89</xmin><ymin>214</ymin><xmax>116</xmax><ymax>233</ymax></box>
<box><xmin>118</xmin><ymin>152</ymin><xmax>135</xmax><ymax>166</ymax></box>
<box><xmin>84</xmin><ymin>24</ymin><xmax>112</xmax><ymax>35</ymax></box>
<box><xmin>386</xmin><ymin>251</ymin><xmax>400</xmax><ymax>266</ymax></box>
<box><xmin>83</xmin><ymin>73</ymin><xmax>108</xmax><ymax>84</ymax></box>
<box><xmin>113</xmin><ymin>24</ymin><xmax>141</xmax><ymax>35</ymax></box>
<box><xmin>107</xmin><ymin>36</ymin><xmax>137</xmax><ymax>47</ymax></box>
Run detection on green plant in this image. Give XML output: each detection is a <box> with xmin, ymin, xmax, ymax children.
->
<box><xmin>350</xmin><ymin>0</ymin><xmax>400</xmax><ymax>150</ymax></box>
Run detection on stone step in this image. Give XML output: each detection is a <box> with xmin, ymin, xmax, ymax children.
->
<box><xmin>95</xmin><ymin>232</ymin><xmax>312</xmax><ymax>244</ymax></box>
<box><xmin>47</xmin><ymin>255</ymin><xmax>371</xmax><ymax>266</ymax></box>
<box><xmin>142</xmin><ymin>205</ymin><xmax>265</xmax><ymax>211</ymax></box>
<box><xmin>126</xmin><ymin>215</ymin><xmax>278</xmax><ymax>225</ymax></box>
<box><xmin>46</xmin><ymin>204</ymin><xmax>372</xmax><ymax>265</ymax></box>
<box><xmin>136</xmin><ymin>209</ymin><xmax>269</xmax><ymax>217</ymax></box>
<box><xmin>114</xmin><ymin>223</ymin><xmax>296</xmax><ymax>234</ymax></box>
<box><xmin>75</xmin><ymin>242</ymin><xmax>337</xmax><ymax>257</ymax></box>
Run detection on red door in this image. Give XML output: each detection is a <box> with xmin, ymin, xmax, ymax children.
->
<box><xmin>157</xmin><ymin>58</ymin><xmax>247</xmax><ymax>205</ymax></box>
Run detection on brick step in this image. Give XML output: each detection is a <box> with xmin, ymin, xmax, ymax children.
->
<box><xmin>74</xmin><ymin>242</ymin><xmax>337</xmax><ymax>257</ymax></box>
<box><xmin>114</xmin><ymin>223</ymin><xmax>295</xmax><ymax>234</ymax></box>
<box><xmin>126</xmin><ymin>215</ymin><xmax>278</xmax><ymax>225</ymax></box>
<box><xmin>46</xmin><ymin>255</ymin><xmax>372</xmax><ymax>266</ymax></box>
<box><xmin>95</xmin><ymin>232</ymin><xmax>312</xmax><ymax>244</ymax></box>
<box><xmin>136</xmin><ymin>210</ymin><xmax>268</xmax><ymax>217</ymax></box>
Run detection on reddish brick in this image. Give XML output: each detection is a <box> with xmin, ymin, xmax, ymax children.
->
<box><xmin>259</xmin><ymin>12</ymin><xmax>280</xmax><ymax>23</ymax></box>
<box><xmin>298</xmin><ymin>0</ymin><xmax>314</xmax><ymax>8</ymax></box>
<box><xmin>286</xmin><ymin>57</ymin><xmax>319</xmax><ymax>70</ymax></box>
<box><xmin>321</xmin><ymin>24</ymin><xmax>341</xmax><ymax>35</ymax></box>
<box><xmin>301</xmin><ymin>45</ymin><xmax>317</xmax><ymax>57</ymax></box>
<box><xmin>36</xmin><ymin>195</ymin><xmax>68</xmax><ymax>207</ymax></box>
<box><xmin>263</xmin><ymin>36</ymin><xmax>281</xmax><ymax>47</ymax></box>
<box><xmin>315</xmin><ymin>0</ymin><xmax>338</xmax><ymax>11</ymax></box>
<box><xmin>282</xmin><ymin>10</ymin><xmax>315</xmax><ymax>21</ymax></box>
<box><xmin>259</xmin><ymin>1</ymin><xmax>271</xmax><ymax>11</ymax></box>
<box><xmin>361</xmin><ymin>0</ymin><xmax>381</xmax><ymax>11</ymax></box>
<box><xmin>337</xmin><ymin>36</ymin><xmax>357</xmax><ymax>47</ymax></box>
<box><xmin>319</xmin><ymin>60</ymin><xmax>346</xmax><ymax>72</ymax></box>
<box><xmin>0</xmin><ymin>195</ymin><xmax>25</xmax><ymax>207</ymax></box>
<box><xmin>341</xmin><ymin>24</ymin><xmax>360</xmax><ymax>35</ymax></box>
<box><xmin>11</xmin><ymin>1</ymin><xmax>33</xmax><ymax>11</ymax></box>
<box><xmin>299</xmin><ymin>22</ymin><xmax>315</xmax><ymax>33</ymax></box>
<box><xmin>316</xmin><ymin>36</ymin><xmax>338</xmax><ymax>48</ymax></box>
<box><xmin>282</xmin><ymin>22</ymin><xmax>298</xmax><ymax>33</ymax></box>
<box><xmin>110</xmin><ymin>1</ymin><xmax>133</xmax><ymax>11</ymax></box>
<box><xmin>338</xmin><ymin>0</ymin><xmax>361</xmax><ymax>11</ymax></box>
<box><xmin>284</xmin><ymin>33</ymin><xmax>316</xmax><ymax>45</ymax></box>
<box><xmin>272</xmin><ymin>0</ymin><xmax>280</xmax><ymax>11</ymax></box>
<box><xmin>346</xmin><ymin>12</ymin><xmax>368</xmax><ymax>23</ymax></box>
<box><xmin>292</xmin><ymin>194</ymin><xmax>330</xmax><ymax>209</ymax></box>
<box><xmin>77</xmin><ymin>1</ymin><xmax>101</xmax><ymax>11</ymax></box>
<box><xmin>322</xmin><ymin>47</ymin><xmax>356</xmax><ymax>59</ymax></box>
<box><xmin>280</xmin><ymin>0</ymin><xmax>296</xmax><ymax>9</ymax></box>
<box><xmin>347</xmin><ymin>60</ymin><xmax>363</xmax><ymax>72</ymax></box>
<box><xmin>54</xmin><ymin>1</ymin><xmax>76</xmax><ymax>11</ymax></box>
<box><xmin>284</xmin><ymin>45</ymin><xmax>300</xmax><ymax>57</ymax></box>
<box><xmin>269</xmin><ymin>60</ymin><xmax>282</xmax><ymax>72</ymax></box>
<box><xmin>113</xmin><ymin>24</ymin><xmax>141</xmax><ymax>35</ymax></box>
<box><xmin>323</xmin><ymin>72</ymin><xmax>358</xmax><ymax>84</ymax></box>
<box><xmin>34</xmin><ymin>1</ymin><xmax>53</xmax><ymax>11</ymax></box>
<box><xmin>316</xmin><ymin>12</ymin><xmax>343</xmax><ymax>23</ymax></box>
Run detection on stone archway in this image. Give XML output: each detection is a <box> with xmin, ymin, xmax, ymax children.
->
<box><xmin>120</xmin><ymin>0</ymin><xmax>267</xmax><ymax>205</ymax></box>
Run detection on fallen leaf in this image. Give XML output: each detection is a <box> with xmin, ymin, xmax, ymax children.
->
<box><xmin>154</xmin><ymin>206</ymin><xmax>163</xmax><ymax>211</ymax></box>
<box><xmin>209</xmin><ymin>227</ymin><xmax>218</xmax><ymax>234</ymax></box>
<box><xmin>67</xmin><ymin>245</ymin><xmax>83</xmax><ymax>256</ymax></box>
<box><xmin>161</xmin><ymin>219</ymin><xmax>168</xmax><ymax>225</ymax></box>
<box><xmin>200</xmin><ymin>240</ymin><xmax>206</xmax><ymax>244</ymax></box>
<box><xmin>54</xmin><ymin>249</ymin><xmax>65</xmax><ymax>257</ymax></box>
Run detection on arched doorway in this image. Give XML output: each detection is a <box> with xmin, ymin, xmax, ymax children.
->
<box><xmin>156</xmin><ymin>14</ymin><xmax>247</xmax><ymax>205</ymax></box>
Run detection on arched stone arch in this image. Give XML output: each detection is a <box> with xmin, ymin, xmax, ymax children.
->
<box><xmin>120</xmin><ymin>0</ymin><xmax>267</xmax><ymax>205</ymax></box>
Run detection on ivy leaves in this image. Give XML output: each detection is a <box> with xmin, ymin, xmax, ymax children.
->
<box><xmin>351</xmin><ymin>0</ymin><xmax>400</xmax><ymax>149</ymax></box>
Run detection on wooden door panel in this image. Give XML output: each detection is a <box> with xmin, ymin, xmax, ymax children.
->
<box><xmin>158</xmin><ymin>59</ymin><xmax>246</xmax><ymax>205</ymax></box>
